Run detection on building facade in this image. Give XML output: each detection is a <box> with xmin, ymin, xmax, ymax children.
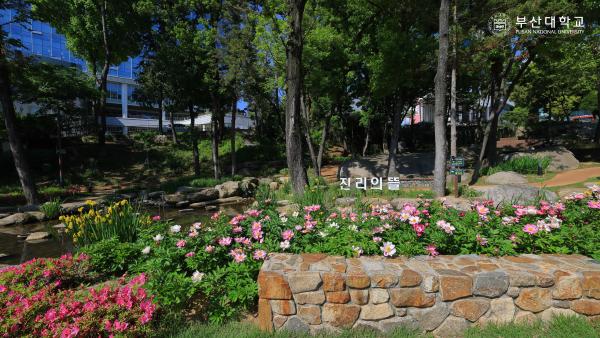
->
<box><xmin>1</xmin><ymin>9</ymin><xmax>253</xmax><ymax>135</ymax></box>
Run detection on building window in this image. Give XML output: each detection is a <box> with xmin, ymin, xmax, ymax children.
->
<box><xmin>107</xmin><ymin>83</ymin><xmax>122</xmax><ymax>100</ymax></box>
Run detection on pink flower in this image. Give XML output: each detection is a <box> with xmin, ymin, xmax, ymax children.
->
<box><xmin>476</xmin><ymin>233</ymin><xmax>488</xmax><ymax>246</ymax></box>
<box><xmin>304</xmin><ymin>205</ymin><xmax>321</xmax><ymax>212</ymax></box>
<box><xmin>426</xmin><ymin>244</ymin><xmax>439</xmax><ymax>257</ymax></box>
<box><xmin>152</xmin><ymin>215</ymin><xmax>161</xmax><ymax>221</ymax></box>
<box><xmin>372</xmin><ymin>236</ymin><xmax>382</xmax><ymax>243</ymax></box>
<box><xmin>475</xmin><ymin>204</ymin><xmax>489</xmax><ymax>215</ymax></box>
<box><xmin>218</xmin><ymin>237</ymin><xmax>232</xmax><ymax>246</ymax></box>
<box><xmin>229</xmin><ymin>249</ymin><xmax>247</xmax><ymax>263</ymax></box>
<box><xmin>588</xmin><ymin>201</ymin><xmax>600</xmax><ymax>209</ymax></box>
<box><xmin>0</xmin><ymin>285</ymin><xmax>6</xmax><ymax>293</ymax></box>
<box><xmin>176</xmin><ymin>240</ymin><xmax>186</xmax><ymax>248</ymax></box>
<box><xmin>185</xmin><ymin>252</ymin><xmax>195</xmax><ymax>258</ymax></box>
<box><xmin>113</xmin><ymin>320</ymin><xmax>129</xmax><ymax>332</ymax></box>
<box><xmin>282</xmin><ymin>229</ymin><xmax>294</xmax><ymax>241</ymax></box>
<box><xmin>245</xmin><ymin>209</ymin><xmax>261</xmax><ymax>217</ymax></box>
<box><xmin>253</xmin><ymin>250</ymin><xmax>267</xmax><ymax>260</ymax></box>
<box><xmin>232</xmin><ymin>226</ymin><xmax>243</xmax><ymax>234</ymax></box>
<box><xmin>522</xmin><ymin>223</ymin><xmax>539</xmax><ymax>235</ymax></box>
<box><xmin>205</xmin><ymin>245</ymin><xmax>215</xmax><ymax>253</ymax></box>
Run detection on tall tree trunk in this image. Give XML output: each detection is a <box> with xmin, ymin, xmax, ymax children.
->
<box><xmin>211</xmin><ymin>107</ymin><xmax>220</xmax><ymax>180</ymax></box>
<box><xmin>471</xmin><ymin>54</ymin><xmax>534</xmax><ymax>183</ymax></box>
<box><xmin>285</xmin><ymin>0</ymin><xmax>308</xmax><ymax>194</ymax></box>
<box><xmin>316</xmin><ymin>109</ymin><xmax>332</xmax><ymax>176</ymax></box>
<box><xmin>594</xmin><ymin>50</ymin><xmax>600</xmax><ymax>143</ymax></box>
<box><xmin>449</xmin><ymin>1</ymin><xmax>458</xmax><ymax>158</ymax></box>
<box><xmin>231</xmin><ymin>97</ymin><xmax>237</xmax><ymax>177</ymax></box>
<box><xmin>433</xmin><ymin>0</ymin><xmax>450</xmax><ymax>197</ymax></box>
<box><xmin>362</xmin><ymin>122</ymin><xmax>370</xmax><ymax>156</ymax></box>
<box><xmin>169</xmin><ymin>110</ymin><xmax>178</xmax><ymax>144</ymax></box>
<box><xmin>301</xmin><ymin>95</ymin><xmax>319</xmax><ymax>176</ymax></box>
<box><xmin>189</xmin><ymin>106</ymin><xmax>200</xmax><ymax>176</ymax></box>
<box><xmin>0</xmin><ymin>43</ymin><xmax>39</xmax><ymax>205</ymax></box>
<box><xmin>387</xmin><ymin>100</ymin><xmax>403</xmax><ymax>177</ymax></box>
<box><xmin>98</xmin><ymin>0</ymin><xmax>110</xmax><ymax>146</ymax></box>
<box><xmin>158</xmin><ymin>98</ymin><xmax>164</xmax><ymax>134</ymax></box>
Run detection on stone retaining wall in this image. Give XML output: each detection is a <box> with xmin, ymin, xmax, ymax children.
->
<box><xmin>257</xmin><ymin>253</ymin><xmax>600</xmax><ymax>336</ymax></box>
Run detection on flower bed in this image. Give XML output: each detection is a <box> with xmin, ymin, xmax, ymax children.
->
<box><xmin>0</xmin><ymin>254</ymin><xmax>156</xmax><ymax>337</ymax></box>
<box><xmin>64</xmin><ymin>186</ymin><xmax>600</xmax><ymax>325</ymax></box>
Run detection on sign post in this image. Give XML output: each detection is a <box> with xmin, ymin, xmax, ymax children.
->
<box><xmin>448</xmin><ymin>156</ymin><xmax>465</xmax><ymax>198</ymax></box>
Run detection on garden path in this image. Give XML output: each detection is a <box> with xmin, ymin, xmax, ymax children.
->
<box><xmin>530</xmin><ymin>166</ymin><xmax>600</xmax><ymax>187</ymax></box>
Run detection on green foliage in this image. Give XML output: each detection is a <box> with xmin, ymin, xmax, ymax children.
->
<box><xmin>79</xmin><ymin>238</ymin><xmax>143</xmax><ymax>276</ymax></box>
<box><xmin>40</xmin><ymin>198</ymin><xmax>62</xmax><ymax>219</ymax></box>
<box><xmin>60</xmin><ymin>200</ymin><xmax>150</xmax><ymax>246</ymax></box>
<box><xmin>482</xmin><ymin>156</ymin><xmax>552</xmax><ymax>176</ymax></box>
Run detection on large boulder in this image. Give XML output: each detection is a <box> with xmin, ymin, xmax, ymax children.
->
<box><xmin>339</xmin><ymin>153</ymin><xmax>435</xmax><ymax>178</ymax></box>
<box><xmin>60</xmin><ymin>201</ymin><xmax>88</xmax><ymax>214</ymax></box>
<box><xmin>216</xmin><ymin>181</ymin><xmax>241</xmax><ymax>198</ymax></box>
<box><xmin>240</xmin><ymin>177</ymin><xmax>259</xmax><ymax>196</ymax></box>
<box><xmin>473</xmin><ymin>185</ymin><xmax>557</xmax><ymax>204</ymax></box>
<box><xmin>186</xmin><ymin>188</ymin><xmax>219</xmax><ymax>203</ymax></box>
<box><xmin>26</xmin><ymin>231</ymin><xmax>51</xmax><ymax>242</ymax></box>
<box><xmin>485</xmin><ymin>171</ymin><xmax>527</xmax><ymax>185</ymax></box>
<box><xmin>0</xmin><ymin>212</ymin><xmax>35</xmax><ymax>226</ymax></box>
<box><xmin>503</xmin><ymin>146</ymin><xmax>579</xmax><ymax>172</ymax></box>
<box><xmin>164</xmin><ymin>193</ymin><xmax>187</xmax><ymax>205</ymax></box>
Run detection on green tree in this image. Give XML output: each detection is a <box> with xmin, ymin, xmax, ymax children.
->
<box><xmin>31</xmin><ymin>0</ymin><xmax>150</xmax><ymax>145</ymax></box>
<box><xmin>0</xmin><ymin>0</ymin><xmax>38</xmax><ymax>204</ymax></box>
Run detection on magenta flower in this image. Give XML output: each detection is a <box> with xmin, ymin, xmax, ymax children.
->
<box><xmin>205</xmin><ymin>245</ymin><xmax>215</xmax><ymax>253</ymax></box>
<box><xmin>230</xmin><ymin>249</ymin><xmax>247</xmax><ymax>263</ymax></box>
<box><xmin>176</xmin><ymin>240</ymin><xmax>186</xmax><ymax>248</ymax></box>
<box><xmin>185</xmin><ymin>252</ymin><xmax>195</xmax><ymax>258</ymax></box>
<box><xmin>588</xmin><ymin>201</ymin><xmax>600</xmax><ymax>209</ymax></box>
<box><xmin>151</xmin><ymin>215</ymin><xmax>161</xmax><ymax>221</ymax></box>
<box><xmin>476</xmin><ymin>234</ymin><xmax>488</xmax><ymax>246</ymax></box>
<box><xmin>522</xmin><ymin>223</ymin><xmax>539</xmax><ymax>235</ymax></box>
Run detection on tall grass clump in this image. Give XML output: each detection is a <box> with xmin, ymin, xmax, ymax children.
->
<box><xmin>483</xmin><ymin>155</ymin><xmax>552</xmax><ymax>176</ymax></box>
<box><xmin>40</xmin><ymin>198</ymin><xmax>62</xmax><ymax>219</ymax></box>
<box><xmin>59</xmin><ymin>200</ymin><xmax>150</xmax><ymax>246</ymax></box>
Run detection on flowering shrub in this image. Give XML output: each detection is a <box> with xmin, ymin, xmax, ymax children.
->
<box><xmin>76</xmin><ymin>186</ymin><xmax>600</xmax><ymax>324</ymax></box>
<box><xmin>60</xmin><ymin>199</ymin><xmax>151</xmax><ymax>245</ymax></box>
<box><xmin>0</xmin><ymin>254</ymin><xmax>157</xmax><ymax>337</ymax></box>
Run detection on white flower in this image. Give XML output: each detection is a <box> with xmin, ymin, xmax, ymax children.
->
<box><xmin>329</xmin><ymin>222</ymin><xmax>339</xmax><ymax>229</ymax></box>
<box><xmin>153</xmin><ymin>234</ymin><xmax>164</xmax><ymax>242</ymax></box>
<box><xmin>380</xmin><ymin>242</ymin><xmax>396</xmax><ymax>257</ymax></box>
<box><xmin>141</xmin><ymin>246</ymin><xmax>151</xmax><ymax>254</ymax></box>
<box><xmin>280</xmin><ymin>216</ymin><xmax>288</xmax><ymax>223</ymax></box>
<box><xmin>400</xmin><ymin>212</ymin><xmax>411</xmax><ymax>221</ymax></box>
<box><xmin>170</xmin><ymin>224</ymin><xmax>181</xmax><ymax>233</ymax></box>
<box><xmin>318</xmin><ymin>231</ymin><xmax>327</xmax><ymax>238</ymax></box>
<box><xmin>349</xmin><ymin>224</ymin><xmax>358</xmax><ymax>232</ymax></box>
<box><xmin>408</xmin><ymin>216</ymin><xmax>421</xmax><ymax>225</ymax></box>
<box><xmin>191</xmin><ymin>271</ymin><xmax>205</xmax><ymax>283</ymax></box>
<box><xmin>280</xmin><ymin>240</ymin><xmax>290</xmax><ymax>250</ymax></box>
<box><xmin>436</xmin><ymin>220</ymin><xmax>455</xmax><ymax>234</ymax></box>
<box><xmin>352</xmin><ymin>246</ymin><xmax>363</xmax><ymax>256</ymax></box>
<box><xmin>383</xmin><ymin>223</ymin><xmax>392</xmax><ymax>229</ymax></box>
<box><xmin>292</xmin><ymin>211</ymin><xmax>299</xmax><ymax>217</ymax></box>
<box><xmin>192</xmin><ymin>222</ymin><xmax>202</xmax><ymax>229</ymax></box>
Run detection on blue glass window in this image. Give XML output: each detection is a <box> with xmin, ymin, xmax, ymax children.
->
<box><xmin>118</xmin><ymin>58</ymin><xmax>132</xmax><ymax>78</ymax></box>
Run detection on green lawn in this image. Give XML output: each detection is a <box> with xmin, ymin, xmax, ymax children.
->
<box><xmin>164</xmin><ymin>315</ymin><xmax>600</xmax><ymax>338</ymax></box>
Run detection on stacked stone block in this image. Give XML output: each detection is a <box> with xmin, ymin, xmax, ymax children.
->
<box><xmin>257</xmin><ymin>253</ymin><xmax>600</xmax><ymax>336</ymax></box>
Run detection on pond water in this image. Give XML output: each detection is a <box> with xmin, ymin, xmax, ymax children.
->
<box><xmin>0</xmin><ymin>203</ymin><xmax>249</xmax><ymax>266</ymax></box>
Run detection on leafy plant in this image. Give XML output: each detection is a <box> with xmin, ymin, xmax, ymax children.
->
<box><xmin>60</xmin><ymin>199</ymin><xmax>150</xmax><ymax>246</ymax></box>
<box><xmin>40</xmin><ymin>198</ymin><xmax>62</xmax><ymax>219</ymax></box>
<box><xmin>482</xmin><ymin>155</ymin><xmax>552</xmax><ymax>176</ymax></box>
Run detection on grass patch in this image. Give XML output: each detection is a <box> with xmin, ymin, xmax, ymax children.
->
<box><xmin>164</xmin><ymin>315</ymin><xmax>600</xmax><ymax>338</ymax></box>
<box><xmin>482</xmin><ymin>155</ymin><xmax>552</xmax><ymax>176</ymax></box>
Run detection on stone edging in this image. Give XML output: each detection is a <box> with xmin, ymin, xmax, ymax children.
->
<box><xmin>257</xmin><ymin>253</ymin><xmax>600</xmax><ymax>336</ymax></box>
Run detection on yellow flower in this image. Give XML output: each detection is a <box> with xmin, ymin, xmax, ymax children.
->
<box><xmin>78</xmin><ymin>207</ymin><xmax>84</xmax><ymax>213</ymax></box>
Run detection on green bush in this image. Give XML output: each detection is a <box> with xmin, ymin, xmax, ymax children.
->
<box><xmin>482</xmin><ymin>155</ymin><xmax>552</xmax><ymax>176</ymax></box>
<box><xmin>40</xmin><ymin>198</ymin><xmax>62</xmax><ymax>219</ymax></box>
<box><xmin>60</xmin><ymin>200</ymin><xmax>150</xmax><ymax>246</ymax></box>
